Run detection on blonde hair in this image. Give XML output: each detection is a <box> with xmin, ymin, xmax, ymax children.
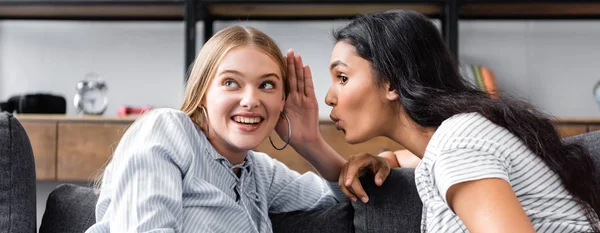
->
<box><xmin>180</xmin><ymin>26</ymin><xmax>289</xmax><ymax>128</ymax></box>
<box><xmin>93</xmin><ymin>26</ymin><xmax>288</xmax><ymax>193</ymax></box>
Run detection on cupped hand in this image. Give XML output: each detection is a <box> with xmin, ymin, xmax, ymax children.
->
<box><xmin>275</xmin><ymin>49</ymin><xmax>321</xmax><ymax>147</ymax></box>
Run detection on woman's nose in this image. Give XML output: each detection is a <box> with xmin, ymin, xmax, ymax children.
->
<box><xmin>240</xmin><ymin>89</ymin><xmax>260</xmax><ymax>109</ymax></box>
<box><xmin>325</xmin><ymin>86</ymin><xmax>337</xmax><ymax>107</ymax></box>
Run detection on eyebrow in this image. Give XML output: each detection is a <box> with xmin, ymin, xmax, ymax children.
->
<box><xmin>330</xmin><ymin>60</ymin><xmax>348</xmax><ymax>70</ymax></box>
<box><xmin>219</xmin><ymin>69</ymin><xmax>280</xmax><ymax>80</ymax></box>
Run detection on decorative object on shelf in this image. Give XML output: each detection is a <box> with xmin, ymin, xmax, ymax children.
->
<box><xmin>0</xmin><ymin>93</ymin><xmax>66</xmax><ymax>114</ymax></box>
<box><xmin>74</xmin><ymin>73</ymin><xmax>108</xmax><ymax>115</ymax></box>
<box><xmin>117</xmin><ymin>106</ymin><xmax>152</xmax><ymax>117</ymax></box>
<box><xmin>594</xmin><ymin>80</ymin><xmax>600</xmax><ymax>107</ymax></box>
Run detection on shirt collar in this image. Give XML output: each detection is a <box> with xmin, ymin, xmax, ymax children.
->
<box><xmin>197</xmin><ymin>125</ymin><xmax>254</xmax><ymax>171</ymax></box>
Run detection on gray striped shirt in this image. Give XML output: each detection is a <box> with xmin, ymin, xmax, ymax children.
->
<box><xmin>416</xmin><ymin>112</ymin><xmax>596</xmax><ymax>232</ymax></box>
<box><xmin>85</xmin><ymin>108</ymin><xmax>346</xmax><ymax>233</ymax></box>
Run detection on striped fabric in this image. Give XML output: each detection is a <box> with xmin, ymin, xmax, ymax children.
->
<box><xmin>85</xmin><ymin>108</ymin><xmax>346</xmax><ymax>233</ymax></box>
<box><xmin>415</xmin><ymin>112</ymin><xmax>596</xmax><ymax>232</ymax></box>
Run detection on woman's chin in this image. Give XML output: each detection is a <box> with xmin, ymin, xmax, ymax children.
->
<box><xmin>344</xmin><ymin>131</ymin><xmax>372</xmax><ymax>145</ymax></box>
<box><xmin>230</xmin><ymin>141</ymin><xmax>262</xmax><ymax>151</ymax></box>
<box><xmin>344</xmin><ymin>134</ymin><xmax>361</xmax><ymax>145</ymax></box>
<box><xmin>233</xmin><ymin>134</ymin><xmax>268</xmax><ymax>149</ymax></box>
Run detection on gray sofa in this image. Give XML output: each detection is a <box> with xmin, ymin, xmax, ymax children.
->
<box><xmin>1</xmin><ymin>111</ymin><xmax>599</xmax><ymax>233</ymax></box>
<box><xmin>0</xmin><ymin>112</ymin><xmax>37</xmax><ymax>233</ymax></box>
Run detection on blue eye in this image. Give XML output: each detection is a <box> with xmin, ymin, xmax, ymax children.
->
<box><xmin>224</xmin><ymin>80</ymin><xmax>239</xmax><ymax>88</ymax></box>
<box><xmin>261</xmin><ymin>81</ymin><xmax>275</xmax><ymax>90</ymax></box>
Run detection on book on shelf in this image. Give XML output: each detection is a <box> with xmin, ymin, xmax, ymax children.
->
<box><xmin>459</xmin><ymin>64</ymin><xmax>499</xmax><ymax>99</ymax></box>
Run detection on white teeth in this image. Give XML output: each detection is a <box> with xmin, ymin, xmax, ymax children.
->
<box><xmin>233</xmin><ymin>116</ymin><xmax>261</xmax><ymax>124</ymax></box>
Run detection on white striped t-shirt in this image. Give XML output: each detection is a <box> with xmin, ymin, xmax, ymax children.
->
<box><xmin>85</xmin><ymin>108</ymin><xmax>347</xmax><ymax>233</ymax></box>
<box><xmin>415</xmin><ymin>112</ymin><xmax>597</xmax><ymax>232</ymax></box>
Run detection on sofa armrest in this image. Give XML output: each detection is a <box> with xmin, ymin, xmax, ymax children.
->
<box><xmin>0</xmin><ymin>112</ymin><xmax>37</xmax><ymax>233</ymax></box>
<box><xmin>352</xmin><ymin>168</ymin><xmax>422</xmax><ymax>233</ymax></box>
<box><xmin>270</xmin><ymin>168</ymin><xmax>422</xmax><ymax>233</ymax></box>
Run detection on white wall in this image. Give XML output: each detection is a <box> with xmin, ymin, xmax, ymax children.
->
<box><xmin>1</xmin><ymin>19</ymin><xmax>600</xmax><ymax>230</ymax></box>
<box><xmin>459</xmin><ymin>20</ymin><xmax>600</xmax><ymax>117</ymax></box>
<box><xmin>0</xmin><ymin>21</ymin><xmax>188</xmax><ymax>116</ymax></box>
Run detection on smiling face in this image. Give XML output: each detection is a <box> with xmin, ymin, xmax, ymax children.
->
<box><xmin>325</xmin><ymin>41</ymin><xmax>399</xmax><ymax>144</ymax></box>
<box><xmin>203</xmin><ymin>45</ymin><xmax>285</xmax><ymax>158</ymax></box>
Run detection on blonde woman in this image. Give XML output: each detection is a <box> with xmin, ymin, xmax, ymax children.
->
<box><xmin>85</xmin><ymin>26</ymin><xmax>350</xmax><ymax>233</ymax></box>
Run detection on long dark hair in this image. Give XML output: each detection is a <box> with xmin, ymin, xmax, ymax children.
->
<box><xmin>334</xmin><ymin>10</ymin><xmax>600</xmax><ymax>230</ymax></box>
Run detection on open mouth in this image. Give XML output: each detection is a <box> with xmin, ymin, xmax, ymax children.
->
<box><xmin>231</xmin><ymin>115</ymin><xmax>264</xmax><ymax>132</ymax></box>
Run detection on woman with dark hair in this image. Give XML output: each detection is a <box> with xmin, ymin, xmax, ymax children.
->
<box><xmin>328</xmin><ymin>10</ymin><xmax>600</xmax><ymax>232</ymax></box>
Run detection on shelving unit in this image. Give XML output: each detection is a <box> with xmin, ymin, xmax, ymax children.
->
<box><xmin>2</xmin><ymin>0</ymin><xmax>600</xmax><ymax>81</ymax></box>
<box><xmin>3</xmin><ymin>0</ymin><xmax>600</xmax><ymax>181</ymax></box>
<box><xmin>0</xmin><ymin>1</ymin><xmax>185</xmax><ymax>21</ymax></box>
<box><xmin>184</xmin><ymin>0</ymin><xmax>455</xmax><ymax>82</ymax></box>
<box><xmin>460</xmin><ymin>0</ymin><xmax>600</xmax><ymax>20</ymax></box>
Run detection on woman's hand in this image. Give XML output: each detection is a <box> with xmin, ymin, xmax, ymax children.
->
<box><xmin>275</xmin><ymin>49</ymin><xmax>321</xmax><ymax>148</ymax></box>
<box><xmin>274</xmin><ymin>49</ymin><xmax>346</xmax><ymax>182</ymax></box>
<box><xmin>339</xmin><ymin>153</ymin><xmax>391</xmax><ymax>203</ymax></box>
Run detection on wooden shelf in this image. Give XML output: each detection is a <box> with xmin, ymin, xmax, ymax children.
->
<box><xmin>208</xmin><ymin>3</ymin><xmax>443</xmax><ymax>18</ymax></box>
<box><xmin>4</xmin><ymin>1</ymin><xmax>600</xmax><ymax>20</ymax></box>
<box><xmin>14</xmin><ymin>114</ymin><xmax>137</xmax><ymax>123</ymax></box>
<box><xmin>553</xmin><ymin>118</ymin><xmax>600</xmax><ymax>124</ymax></box>
<box><xmin>15</xmin><ymin>113</ymin><xmax>600</xmax><ymax>181</ymax></box>
<box><xmin>461</xmin><ymin>2</ymin><xmax>600</xmax><ymax>19</ymax></box>
<box><xmin>0</xmin><ymin>0</ymin><xmax>184</xmax><ymax>20</ymax></box>
<box><xmin>16</xmin><ymin>115</ymin><xmax>404</xmax><ymax>181</ymax></box>
<box><xmin>0</xmin><ymin>1</ymin><xmax>443</xmax><ymax>20</ymax></box>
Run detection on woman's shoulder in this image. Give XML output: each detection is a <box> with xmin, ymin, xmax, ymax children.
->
<box><xmin>431</xmin><ymin>112</ymin><xmax>515</xmax><ymax>152</ymax></box>
<box><xmin>112</xmin><ymin>108</ymin><xmax>202</xmax><ymax>171</ymax></box>
<box><xmin>121</xmin><ymin>108</ymin><xmax>205</xmax><ymax>146</ymax></box>
<box><xmin>136</xmin><ymin>108</ymin><xmax>191</xmax><ymax>124</ymax></box>
<box><xmin>130</xmin><ymin>108</ymin><xmax>197</xmax><ymax>132</ymax></box>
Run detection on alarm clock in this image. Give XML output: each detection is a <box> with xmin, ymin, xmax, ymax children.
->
<box><xmin>74</xmin><ymin>76</ymin><xmax>108</xmax><ymax>115</ymax></box>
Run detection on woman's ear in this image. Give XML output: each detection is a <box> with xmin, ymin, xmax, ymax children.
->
<box><xmin>198</xmin><ymin>99</ymin><xmax>206</xmax><ymax>109</ymax></box>
<box><xmin>385</xmin><ymin>82</ymin><xmax>399</xmax><ymax>101</ymax></box>
<box><xmin>280</xmin><ymin>98</ymin><xmax>285</xmax><ymax>112</ymax></box>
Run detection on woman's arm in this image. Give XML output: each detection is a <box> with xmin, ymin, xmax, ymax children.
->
<box><xmin>378</xmin><ymin>149</ymin><xmax>421</xmax><ymax>168</ymax></box>
<box><xmin>447</xmin><ymin>178</ymin><xmax>536</xmax><ymax>233</ymax></box>
<box><xmin>292</xmin><ymin>137</ymin><xmax>346</xmax><ymax>181</ymax></box>
<box><xmin>432</xmin><ymin>145</ymin><xmax>535</xmax><ymax>233</ymax></box>
<box><xmin>266</xmin><ymin>154</ymin><xmax>348</xmax><ymax>213</ymax></box>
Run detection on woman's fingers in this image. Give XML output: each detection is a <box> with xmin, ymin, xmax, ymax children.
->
<box><xmin>350</xmin><ymin>178</ymin><xmax>369</xmax><ymax>203</ymax></box>
<box><xmin>373</xmin><ymin>161</ymin><xmax>391</xmax><ymax>186</ymax></box>
<box><xmin>344</xmin><ymin>157</ymin><xmax>366</xmax><ymax>187</ymax></box>
<box><xmin>295</xmin><ymin>54</ymin><xmax>305</xmax><ymax>95</ymax></box>
<box><xmin>342</xmin><ymin>153</ymin><xmax>374</xmax><ymax>203</ymax></box>
<box><xmin>286</xmin><ymin>50</ymin><xmax>297</xmax><ymax>94</ymax></box>
<box><xmin>303</xmin><ymin>66</ymin><xmax>315</xmax><ymax>98</ymax></box>
<box><xmin>339</xmin><ymin>164</ymin><xmax>358</xmax><ymax>202</ymax></box>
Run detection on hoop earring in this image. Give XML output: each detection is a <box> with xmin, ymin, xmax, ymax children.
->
<box><xmin>269</xmin><ymin>112</ymin><xmax>291</xmax><ymax>150</ymax></box>
<box><xmin>200</xmin><ymin>106</ymin><xmax>209</xmax><ymax>136</ymax></box>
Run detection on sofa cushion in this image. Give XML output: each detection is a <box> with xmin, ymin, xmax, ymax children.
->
<box><xmin>269</xmin><ymin>201</ymin><xmax>354</xmax><ymax>233</ymax></box>
<box><xmin>39</xmin><ymin>183</ymin><xmax>354</xmax><ymax>233</ymax></box>
<box><xmin>563</xmin><ymin>130</ymin><xmax>600</xmax><ymax>169</ymax></box>
<box><xmin>39</xmin><ymin>184</ymin><xmax>98</xmax><ymax>233</ymax></box>
<box><xmin>0</xmin><ymin>112</ymin><xmax>37</xmax><ymax>233</ymax></box>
